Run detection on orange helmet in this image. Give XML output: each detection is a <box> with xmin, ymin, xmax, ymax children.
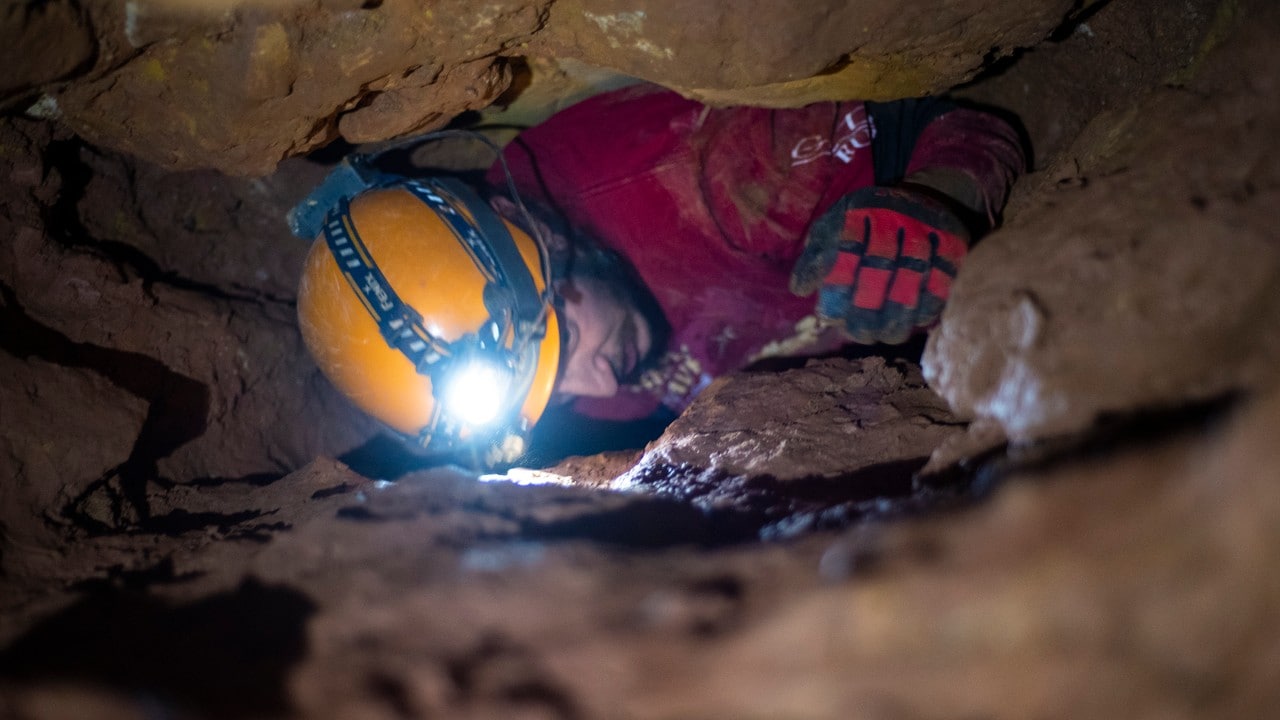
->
<box><xmin>297</xmin><ymin>178</ymin><xmax>560</xmax><ymax>464</ymax></box>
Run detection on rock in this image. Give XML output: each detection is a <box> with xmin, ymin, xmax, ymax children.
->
<box><xmin>608</xmin><ymin>386</ymin><xmax>1280</xmax><ymax>720</ymax></box>
<box><xmin>538</xmin><ymin>0</ymin><xmax>1079</xmax><ymax>105</ymax></box>
<box><xmin>23</xmin><ymin>0</ymin><xmax>1083</xmax><ymax>174</ymax></box>
<box><xmin>2</xmin><ymin>2</ymin><xmax>1280</xmax><ymax>719</ymax></box>
<box><xmin>0</xmin><ymin>354</ymin><xmax>147</xmax><ymax>593</ymax></box>
<box><xmin>52</xmin><ymin>0</ymin><xmax>546</xmax><ymax>175</ymax></box>
<box><xmin>923</xmin><ymin>0</ymin><xmax>1280</xmax><ymax>442</ymax></box>
<box><xmin>611</xmin><ymin>358</ymin><xmax>972</xmax><ymax>532</ymax></box>
<box><xmin>0</xmin><ymin>1</ymin><xmax>94</xmax><ymax>104</ymax></box>
<box><xmin>631</xmin><ymin>357</ymin><xmax>962</xmax><ymax>481</ymax></box>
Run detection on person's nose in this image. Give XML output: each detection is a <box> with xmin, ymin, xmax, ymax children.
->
<box><xmin>559</xmin><ymin>351</ymin><xmax>619</xmax><ymax>398</ymax></box>
<box><xmin>587</xmin><ymin>353</ymin><xmax>620</xmax><ymax>397</ymax></box>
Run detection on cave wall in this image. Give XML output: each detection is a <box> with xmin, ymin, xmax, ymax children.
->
<box><xmin>925</xmin><ymin>0</ymin><xmax>1280</xmax><ymax>442</ymax></box>
<box><xmin>6</xmin><ymin>0</ymin><xmax>1081</xmax><ymax>175</ymax></box>
<box><xmin>0</xmin><ymin>118</ymin><xmax>380</xmax><ymax>600</ymax></box>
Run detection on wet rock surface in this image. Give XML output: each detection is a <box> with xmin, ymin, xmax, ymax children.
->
<box><xmin>3</xmin><ymin>0</ymin><xmax>1280</xmax><ymax>718</ymax></box>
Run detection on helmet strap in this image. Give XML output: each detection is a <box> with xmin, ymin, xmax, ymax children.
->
<box><xmin>320</xmin><ymin>184</ymin><xmax>549</xmax><ymax>460</ymax></box>
<box><xmin>402</xmin><ymin>178</ymin><xmax>547</xmax><ymax>342</ymax></box>
<box><xmin>321</xmin><ymin>197</ymin><xmax>455</xmax><ymax>370</ymax></box>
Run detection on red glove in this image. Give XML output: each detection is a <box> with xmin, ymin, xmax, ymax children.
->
<box><xmin>790</xmin><ymin>186</ymin><xmax>970</xmax><ymax>345</ymax></box>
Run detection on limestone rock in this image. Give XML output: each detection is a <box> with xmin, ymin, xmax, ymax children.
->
<box><xmin>540</xmin><ymin>0</ymin><xmax>1079</xmax><ymax>106</ymax></box>
<box><xmin>0</xmin><ymin>354</ymin><xmax>147</xmax><ymax>580</ymax></box>
<box><xmin>631</xmin><ymin>357</ymin><xmax>962</xmax><ymax>481</ymax></box>
<box><xmin>0</xmin><ymin>1</ymin><xmax>94</xmax><ymax>103</ymax></box>
<box><xmin>923</xmin><ymin>2</ymin><xmax>1280</xmax><ymax>442</ymax></box>
<box><xmin>13</xmin><ymin>0</ymin><xmax>1083</xmax><ymax>174</ymax></box>
<box><xmin>612</xmin><ymin>358</ymin><xmax>973</xmax><ymax>533</ymax></box>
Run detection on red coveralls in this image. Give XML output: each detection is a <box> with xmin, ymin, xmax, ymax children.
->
<box><xmin>489</xmin><ymin>84</ymin><xmax>1022</xmax><ymax>422</ymax></box>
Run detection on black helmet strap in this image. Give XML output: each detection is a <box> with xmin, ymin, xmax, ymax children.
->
<box><xmin>321</xmin><ymin>196</ymin><xmax>454</xmax><ymax>371</ymax></box>
<box><xmin>320</xmin><ymin>181</ymin><xmax>549</xmax><ymax>455</ymax></box>
<box><xmin>401</xmin><ymin>178</ymin><xmax>546</xmax><ymax>341</ymax></box>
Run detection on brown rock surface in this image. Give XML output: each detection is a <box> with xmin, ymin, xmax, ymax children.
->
<box><xmin>11</xmin><ymin>0</ymin><xmax>1082</xmax><ymax>175</ymax></box>
<box><xmin>536</xmin><ymin>0</ymin><xmax>1080</xmax><ymax>105</ymax></box>
<box><xmin>0</xmin><ymin>1</ymin><xmax>95</xmax><ymax>103</ymax></box>
<box><xmin>609</xmin><ymin>387</ymin><xmax>1280</xmax><ymax>720</ymax></box>
<box><xmin>635</xmin><ymin>358</ymin><xmax>960</xmax><ymax>480</ymax></box>
<box><xmin>48</xmin><ymin>0</ymin><xmax>547</xmax><ymax>175</ymax></box>
<box><xmin>1</xmin><ymin>381</ymin><xmax>1275</xmax><ymax>719</ymax></box>
<box><xmin>600</xmin><ymin>357</ymin><xmax>974</xmax><ymax>535</ymax></box>
<box><xmin>923</xmin><ymin>0</ymin><xmax>1280</xmax><ymax>442</ymax></box>
<box><xmin>956</xmin><ymin>0</ymin><xmax>1227</xmax><ymax>171</ymax></box>
<box><xmin>0</xmin><ymin>116</ymin><xmax>379</xmax><ymax>536</ymax></box>
<box><xmin>0</xmin><ymin>354</ymin><xmax>147</xmax><ymax>595</ymax></box>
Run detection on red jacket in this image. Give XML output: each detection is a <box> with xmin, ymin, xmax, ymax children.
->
<box><xmin>489</xmin><ymin>84</ymin><xmax>1021</xmax><ymax>421</ymax></box>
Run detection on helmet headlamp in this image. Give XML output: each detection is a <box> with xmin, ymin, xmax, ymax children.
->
<box><xmin>297</xmin><ymin>157</ymin><xmax>558</xmax><ymax>467</ymax></box>
<box><xmin>444</xmin><ymin>358</ymin><xmax>509</xmax><ymax>427</ymax></box>
<box><xmin>435</xmin><ymin>329</ymin><xmax>520</xmax><ymax>432</ymax></box>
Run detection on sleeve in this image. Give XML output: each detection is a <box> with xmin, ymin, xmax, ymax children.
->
<box><xmin>904</xmin><ymin>106</ymin><xmax>1027</xmax><ymax>230</ymax></box>
<box><xmin>868</xmin><ymin>98</ymin><xmax>1028</xmax><ymax>231</ymax></box>
<box><xmin>866</xmin><ymin>97</ymin><xmax>957</xmax><ymax>185</ymax></box>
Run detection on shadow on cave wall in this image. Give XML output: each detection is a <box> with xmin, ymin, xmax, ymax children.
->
<box><xmin>0</xmin><ymin>281</ymin><xmax>209</xmax><ymax>531</ymax></box>
<box><xmin>0</xmin><ymin>579</ymin><xmax>314</xmax><ymax>718</ymax></box>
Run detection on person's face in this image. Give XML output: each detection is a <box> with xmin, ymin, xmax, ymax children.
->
<box><xmin>555</xmin><ymin>276</ymin><xmax>653</xmax><ymax>400</ymax></box>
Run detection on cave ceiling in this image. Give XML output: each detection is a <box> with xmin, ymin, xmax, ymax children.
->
<box><xmin>7</xmin><ymin>0</ymin><xmax>1080</xmax><ymax>175</ymax></box>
